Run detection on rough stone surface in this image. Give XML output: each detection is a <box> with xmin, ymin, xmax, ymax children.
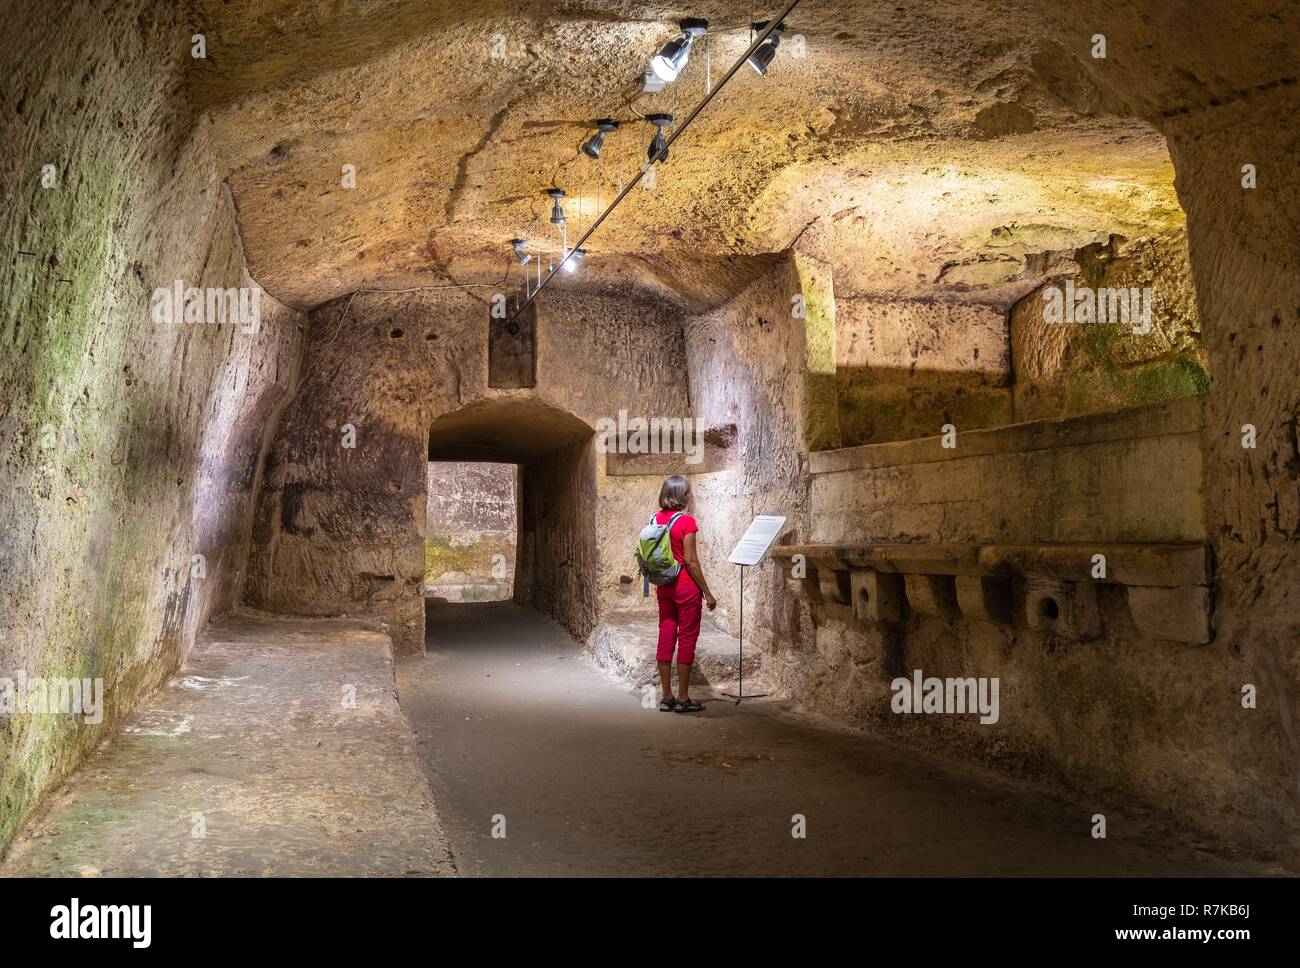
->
<box><xmin>0</xmin><ymin>1</ymin><xmax>303</xmax><ymax>854</ymax></box>
<box><xmin>679</xmin><ymin>255</ymin><xmax>815</xmax><ymax>658</ymax></box>
<box><xmin>1</xmin><ymin>613</ymin><xmax>456</xmax><ymax>877</ymax></box>
<box><xmin>424</xmin><ymin>461</ymin><xmax>517</xmax><ymax>602</ymax></box>
<box><xmin>1164</xmin><ymin>84</ymin><xmax>1300</xmax><ymax>860</ymax></box>
<box><xmin>1010</xmin><ymin>232</ymin><xmax>1206</xmax><ymax>422</ymax></box>
<box><xmin>837</xmin><ymin>298</ymin><xmax>1012</xmax><ymax>446</ymax></box>
<box><xmin>183</xmin><ymin>1</ymin><xmax>1247</xmax><ymax>312</ymax></box>
<box><xmin>810</xmin><ymin>400</ymin><xmax>1205</xmax><ymax>546</ymax></box>
<box><xmin>4</xmin><ymin>0</ymin><xmax>1298</xmax><ymax>869</ymax></box>
<box><xmin>244</xmin><ymin>287</ymin><xmax>688</xmax><ymax>651</ymax></box>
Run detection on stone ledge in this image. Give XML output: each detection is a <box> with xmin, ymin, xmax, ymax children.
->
<box><xmin>775</xmin><ymin>542</ymin><xmax>1209</xmax><ymax>587</ymax></box>
<box><xmin>771</xmin><ymin>542</ymin><xmax>1212</xmax><ymax>644</ymax></box>
<box><xmin>809</xmin><ymin>396</ymin><xmax>1203</xmax><ymax>474</ymax></box>
<box><xmin>603</xmin><ymin>441</ymin><xmax>738</xmax><ymax>477</ymax></box>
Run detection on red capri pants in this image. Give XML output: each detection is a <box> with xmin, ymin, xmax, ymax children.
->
<box><xmin>656</xmin><ymin>580</ymin><xmax>702</xmax><ymax>664</ymax></box>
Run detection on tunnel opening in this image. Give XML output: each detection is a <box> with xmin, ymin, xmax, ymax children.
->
<box><xmin>423</xmin><ymin>460</ymin><xmax>519</xmax><ymax>603</ymax></box>
<box><xmin>427</xmin><ymin>397</ymin><xmax>599</xmax><ymax>643</ymax></box>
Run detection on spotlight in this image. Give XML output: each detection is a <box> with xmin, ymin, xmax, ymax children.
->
<box><xmin>648</xmin><ymin>17</ymin><xmax>709</xmax><ymax>83</ymax></box>
<box><xmin>510</xmin><ymin>239</ymin><xmax>531</xmax><ymax>265</ymax></box>
<box><xmin>646</xmin><ymin>113</ymin><xmax>673</xmax><ymax>165</ymax></box>
<box><xmin>747</xmin><ymin>21</ymin><xmax>785</xmax><ymax>75</ymax></box>
<box><xmin>581</xmin><ymin>119</ymin><xmax>620</xmax><ymax>160</ymax></box>
<box><xmin>562</xmin><ymin>247</ymin><xmax>586</xmax><ymax>273</ymax></box>
<box><xmin>547</xmin><ymin>188</ymin><xmax>567</xmax><ymax>225</ymax></box>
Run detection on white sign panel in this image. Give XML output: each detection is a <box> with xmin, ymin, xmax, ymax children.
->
<box><xmin>727</xmin><ymin>515</ymin><xmax>787</xmax><ymax>566</ymax></box>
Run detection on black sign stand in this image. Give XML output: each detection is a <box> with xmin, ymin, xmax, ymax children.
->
<box><xmin>722</xmin><ymin>564</ymin><xmax>766</xmax><ymax>704</ymax></box>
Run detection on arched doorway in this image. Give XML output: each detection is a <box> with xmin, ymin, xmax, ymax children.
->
<box><xmin>427</xmin><ymin>397</ymin><xmax>598</xmax><ymax>641</ymax></box>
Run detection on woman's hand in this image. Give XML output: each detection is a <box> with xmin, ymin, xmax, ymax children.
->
<box><xmin>683</xmin><ymin>533</ymin><xmax>716</xmax><ymax>611</ymax></box>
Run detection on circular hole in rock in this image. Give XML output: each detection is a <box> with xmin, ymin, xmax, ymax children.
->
<box><xmin>390</xmin><ymin>327</ymin><xmax>404</xmax><ymax>339</ymax></box>
<box><xmin>1038</xmin><ymin>597</ymin><xmax>1060</xmax><ymax>622</ymax></box>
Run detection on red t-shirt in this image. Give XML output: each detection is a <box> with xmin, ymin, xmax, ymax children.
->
<box><xmin>654</xmin><ymin>509</ymin><xmax>699</xmax><ymax>594</ymax></box>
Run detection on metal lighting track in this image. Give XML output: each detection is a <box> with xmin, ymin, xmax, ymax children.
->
<box><xmin>509</xmin><ymin>0</ymin><xmax>801</xmax><ymax>320</ymax></box>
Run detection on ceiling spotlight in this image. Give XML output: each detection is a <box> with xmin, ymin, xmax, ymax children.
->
<box><xmin>646</xmin><ymin>113</ymin><xmax>673</xmax><ymax>165</ymax></box>
<box><xmin>547</xmin><ymin>188</ymin><xmax>567</xmax><ymax>225</ymax></box>
<box><xmin>562</xmin><ymin>247</ymin><xmax>586</xmax><ymax>273</ymax></box>
<box><xmin>747</xmin><ymin>21</ymin><xmax>785</xmax><ymax>76</ymax></box>
<box><xmin>649</xmin><ymin>17</ymin><xmax>709</xmax><ymax>83</ymax></box>
<box><xmin>510</xmin><ymin>239</ymin><xmax>531</xmax><ymax>265</ymax></box>
<box><xmin>581</xmin><ymin>119</ymin><xmax>620</xmax><ymax>160</ymax></box>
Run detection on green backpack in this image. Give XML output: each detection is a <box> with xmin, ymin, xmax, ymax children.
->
<box><xmin>635</xmin><ymin>511</ymin><xmax>685</xmax><ymax>596</ymax></box>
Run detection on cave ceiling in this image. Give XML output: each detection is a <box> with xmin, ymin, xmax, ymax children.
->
<box><xmin>187</xmin><ymin>0</ymin><xmax>1295</xmax><ymax>311</ymax></box>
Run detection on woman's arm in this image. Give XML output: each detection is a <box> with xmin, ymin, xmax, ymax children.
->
<box><xmin>682</xmin><ymin>532</ymin><xmax>717</xmax><ymax>610</ymax></box>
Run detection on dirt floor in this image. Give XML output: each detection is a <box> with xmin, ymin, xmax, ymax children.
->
<box><xmin>399</xmin><ymin>601</ymin><xmax>1277</xmax><ymax>877</ymax></box>
<box><xmin>2</xmin><ymin>602</ymin><xmax>1279</xmax><ymax>878</ymax></box>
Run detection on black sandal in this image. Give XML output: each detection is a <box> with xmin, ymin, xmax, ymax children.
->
<box><xmin>659</xmin><ymin>697</ymin><xmax>678</xmax><ymax>712</ymax></box>
<box><xmin>674</xmin><ymin>698</ymin><xmax>703</xmax><ymax>713</ymax></box>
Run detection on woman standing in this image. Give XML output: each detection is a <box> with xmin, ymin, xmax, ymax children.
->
<box><xmin>653</xmin><ymin>475</ymin><xmax>717</xmax><ymax>713</ymax></box>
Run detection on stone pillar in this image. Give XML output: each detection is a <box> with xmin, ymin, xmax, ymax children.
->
<box><xmin>792</xmin><ymin>218</ymin><xmax>842</xmax><ymax>453</ymax></box>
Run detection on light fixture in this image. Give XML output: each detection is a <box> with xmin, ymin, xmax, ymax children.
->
<box><xmin>581</xmin><ymin>119</ymin><xmax>620</xmax><ymax>160</ymax></box>
<box><xmin>646</xmin><ymin>113</ymin><xmax>673</xmax><ymax>164</ymax></box>
<box><xmin>648</xmin><ymin>17</ymin><xmax>709</xmax><ymax>83</ymax></box>
<box><xmin>562</xmin><ymin>247</ymin><xmax>586</xmax><ymax>273</ymax></box>
<box><xmin>547</xmin><ymin>188</ymin><xmax>567</xmax><ymax>225</ymax></box>
<box><xmin>507</xmin><ymin>0</ymin><xmax>806</xmax><ymax>321</ymax></box>
<box><xmin>747</xmin><ymin>21</ymin><xmax>785</xmax><ymax>75</ymax></box>
<box><xmin>510</xmin><ymin>239</ymin><xmax>531</xmax><ymax>265</ymax></box>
